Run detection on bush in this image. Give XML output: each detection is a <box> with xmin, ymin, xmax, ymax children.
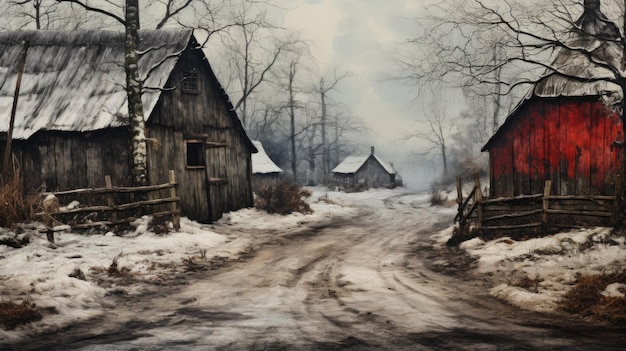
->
<box><xmin>562</xmin><ymin>270</ymin><xmax>626</xmax><ymax>323</ymax></box>
<box><xmin>255</xmin><ymin>180</ymin><xmax>313</xmax><ymax>215</ymax></box>
<box><xmin>429</xmin><ymin>189</ymin><xmax>447</xmax><ymax>206</ymax></box>
<box><xmin>0</xmin><ymin>171</ymin><xmax>39</xmax><ymax>228</ymax></box>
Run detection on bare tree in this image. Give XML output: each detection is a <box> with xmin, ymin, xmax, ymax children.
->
<box><xmin>406</xmin><ymin>98</ymin><xmax>453</xmax><ymax>178</ymax></box>
<box><xmin>313</xmin><ymin>70</ymin><xmax>350</xmax><ymax>183</ymax></box>
<box><xmin>395</xmin><ymin>0</ymin><xmax>626</xmax><ymax>181</ymax></box>
<box><xmin>124</xmin><ymin>0</ymin><xmax>148</xmax><ymax>186</ymax></box>
<box><xmin>214</xmin><ymin>1</ymin><xmax>302</xmax><ymax>129</ymax></box>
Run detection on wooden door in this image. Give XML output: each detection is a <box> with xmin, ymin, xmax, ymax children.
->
<box><xmin>205</xmin><ymin>142</ymin><xmax>228</xmax><ymax>221</ymax></box>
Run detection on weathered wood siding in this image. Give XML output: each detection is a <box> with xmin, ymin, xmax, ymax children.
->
<box><xmin>334</xmin><ymin>156</ymin><xmax>394</xmax><ymax>188</ymax></box>
<box><xmin>146</xmin><ymin>43</ymin><xmax>253</xmax><ymax>222</ymax></box>
<box><xmin>3</xmin><ymin>128</ymin><xmax>131</xmax><ymax>192</ymax></box>
<box><xmin>487</xmin><ymin>97</ymin><xmax>623</xmax><ymax>198</ymax></box>
<box><xmin>356</xmin><ymin>157</ymin><xmax>394</xmax><ymax>188</ymax></box>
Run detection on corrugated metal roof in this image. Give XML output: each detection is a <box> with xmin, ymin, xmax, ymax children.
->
<box><xmin>332</xmin><ymin>154</ymin><xmax>395</xmax><ymax>175</ymax></box>
<box><xmin>0</xmin><ymin>29</ymin><xmax>191</xmax><ymax>139</ymax></box>
<box><xmin>251</xmin><ymin>140</ymin><xmax>282</xmax><ymax>174</ymax></box>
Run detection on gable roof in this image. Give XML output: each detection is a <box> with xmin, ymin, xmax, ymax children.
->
<box><xmin>482</xmin><ymin>2</ymin><xmax>622</xmax><ymax>152</ymax></box>
<box><xmin>332</xmin><ymin>154</ymin><xmax>395</xmax><ymax>175</ymax></box>
<box><xmin>251</xmin><ymin>141</ymin><xmax>282</xmax><ymax>174</ymax></box>
<box><xmin>0</xmin><ymin>29</ymin><xmax>256</xmax><ymax>153</ymax></box>
<box><xmin>0</xmin><ymin>29</ymin><xmax>191</xmax><ymax>139</ymax></box>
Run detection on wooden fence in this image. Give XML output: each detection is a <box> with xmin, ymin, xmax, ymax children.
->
<box><xmin>455</xmin><ymin>174</ymin><xmax>621</xmax><ymax>240</ymax></box>
<box><xmin>37</xmin><ymin>170</ymin><xmax>180</xmax><ymax>233</ymax></box>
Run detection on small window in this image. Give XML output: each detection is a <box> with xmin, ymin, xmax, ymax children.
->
<box><xmin>181</xmin><ymin>71</ymin><xmax>199</xmax><ymax>94</ymax></box>
<box><xmin>186</xmin><ymin>140</ymin><xmax>205</xmax><ymax>168</ymax></box>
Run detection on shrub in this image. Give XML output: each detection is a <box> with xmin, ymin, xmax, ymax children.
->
<box><xmin>255</xmin><ymin>180</ymin><xmax>313</xmax><ymax>215</ymax></box>
<box><xmin>0</xmin><ymin>171</ymin><xmax>39</xmax><ymax>228</ymax></box>
<box><xmin>429</xmin><ymin>189</ymin><xmax>447</xmax><ymax>206</ymax></box>
<box><xmin>562</xmin><ymin>270</ymin><xmax>626</xmax><ymax>323</ymax></box>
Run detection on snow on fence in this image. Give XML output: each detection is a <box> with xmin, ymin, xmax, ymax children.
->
<box><xmin>454</xmin><ymin>174</ymin><xmax>621</xmax><ymax>241</ymax></box>
<box><xmin>37</xmin><ymin>169</ymin><xmax>180</xmax><ymax>234</ymax></box>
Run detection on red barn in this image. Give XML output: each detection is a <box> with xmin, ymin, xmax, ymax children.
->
<box><xmin>482</xmin><ymin>0</ymin><xmax>623</xmax><ymax>199</ymax></box>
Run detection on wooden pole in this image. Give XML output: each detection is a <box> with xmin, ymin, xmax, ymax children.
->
<box><xmin>456</xmin><ymin>175</ymin><xmax>463</xmax><ymax>208</ymax></box>
<box><xmin>169</xmin><ymin>170</ymin><xmax>180</xmax><ymax>230</ymax></box>
<box><xmin>543</xmin><ymin>180</ymin><xmax>552</xmax><ymax>234</ymax></box>
<box><xmin>3</xmin><ymin>40</ymin><xmax>29</xmax><ymax>180</ymax></box>
<box><xmin>105</xmin><ymin>175</ymin><xmax>118</xmax><ymax>223</ymax></box>
<box><xmin>614</xmin><ymin>174</ymin><xmax>622</xmax><ymax>226</ymax></box>
<box><xmin>473</xmin><ymin>173</ymin><xmax>483</xmax><ymax>227</ymax></box>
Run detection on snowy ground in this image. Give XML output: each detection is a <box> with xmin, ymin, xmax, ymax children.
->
<box><xmin>1</xmin><ymin>185</ymin><xmax>625</xmax><ymax>347</ymax></box>
<box><xmin>456</xmin><ymin>227</ymin><xmax>626</xmax><ymax>313</ymax></box>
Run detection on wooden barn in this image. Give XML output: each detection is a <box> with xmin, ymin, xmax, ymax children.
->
<box><xmin>251</xmin><ymin>140</ymin><xmax>283</xmax><ymax>186</ymax></box>
<box><xmin>332</xmin><ymin>147</ymin><xmax>397</xmax><ymax>189</ymax></box>
<box><xmin>455</xmin><ymin>0</ymin><xmax>625</xmax><ymax>238</ymax></box>
<box><xmin>0</xmin><ymin>29</ymin><xmax>257</xmax><ymax>223</ymax></box>
<box><xmin>482</xmin><ymin>0</ymin><xmax>622</xmax><ymax>199</ymax></box>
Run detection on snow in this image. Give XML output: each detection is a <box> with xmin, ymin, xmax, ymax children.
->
<box><xmin>251</xmin><ymin>140</ymin><xmax>283</xmax><ymax>174</ymax></box>
<box><xmin>459</xmin><ymin>226</ymin><xmax>626</xmax><ymax>313</ymax></box>
<box><xmin>2</xmin><ymin>184</ymin><xmax>626</xmax><ymax>344</ymax></box>
<box><xmin>0</xmin><ymin>189</ymin><xmax>358</xmax><ymax>342</ymax></box>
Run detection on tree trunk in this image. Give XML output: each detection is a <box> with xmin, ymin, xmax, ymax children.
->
<box><xmin>289</xmin><ymin>64</ymin><xmax>297</xmax><ymax>182</ymax></box>
<box><xmin>320</xmin><ymin>85</ymin><xmax>328</xmax><ymax>184</ymax></box>
<box><xmin>125</xmin><ymin>0</ymin><xmax>148</xmax><ymax>186</ymax></box>
<box><xmin>2</xmin><ymin>40</ymin><xmax>29</xmax><ymax>181</ymax></box>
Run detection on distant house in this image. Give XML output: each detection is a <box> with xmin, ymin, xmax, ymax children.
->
<box><xmin>0</xmin><ymin>29</ymin><xmax>257</xmax><ymax>222</ymax></box>
<box><xmin>251</xmin><ymin>140</ymin><xmax>283</xmax><ymax>185</ymax></box>
<box><xmin>332</xmin><ymin>147</ymin><xmax>397</xmax><ymax>189</ymax></box>
<box><xmin>482</xmin><ymin>0</ymin><xmax>622</xmax><ymax>199</ymax></box>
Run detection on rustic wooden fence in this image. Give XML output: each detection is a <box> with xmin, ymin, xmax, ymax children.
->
<box><xmin>37</xmin><ymin>169</ymin><xmax>180</xmax><ymax>233</ymax></box>
<box><xmin>455</xmin><ymin>174</ymin><xmax>621</xmax><ymax>240</ymax></box>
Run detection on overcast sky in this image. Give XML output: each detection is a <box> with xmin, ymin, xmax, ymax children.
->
<box><xmin>274</xmin><ymin>0</ymin><xmax>463</xmax><ymax>175</ymax></box>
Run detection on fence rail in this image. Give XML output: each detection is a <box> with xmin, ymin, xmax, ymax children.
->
<box><xmin>454</xmin><ymin>175</ymin><xmax>621</xmax><ymax>240</ymax></box>
<box><xmin>37</xmin><ymin>169</ymin><xmax>180</xmax><ymax>232</ymax></box>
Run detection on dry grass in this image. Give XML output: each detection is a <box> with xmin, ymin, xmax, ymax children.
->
<box><xmin>255</xmin><ymin>180</ymin><xmax>313</xmax><ymax>215</ymax></box>
<box><xmin>513</xmin><ymin>277</ymin><xmax>543</xmax><ymax>293</ymax></box>
<box><xmin>0</xmin><ymin>300</ymin><xmax>42</xmax><ymax>330</ymax></box>
<box><xmin>106</xmin><ymin>253</ymin><xmax>132</xmax><ymax>279</ymax></box>
<box><xmin>429</xmin><ymin>189</ymin><xmax>447</xmax><ymax>206</ymax></box>
<box><xmin>562</xmin><ymin>270</ymin><xmax>626</xmax><ymax>323</ymax></box>
<box><xmin>0</xmin><ymin>171</ymin><xmax>40</xmax><ymax>228</ymax></box>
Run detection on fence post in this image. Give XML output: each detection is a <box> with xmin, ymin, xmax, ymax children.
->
<box><xmin>614</xmin><ymin>174</ymin><xmax>622</xmax><ymax>226</ymax></box>
<box><xmin>473</xmin><ymin>173</ymin><xmax>483</xmax><ymax>227</ymax></box>
<box><xmin>543</xmin><ymin>180</ymin><xmax>552</xmax><ymax>234</ymax></box>
<box><xmin>169</xmin><ymin>170</ymin><xmax>181</xmax><ymax>230</ymax></box>
<box><xmin>105</xmin><ymin>175</ymin><xmax>118</xmax><ymax>223</ymax></box>
<box><xmin>456</xmin><ymin>175</ymin><xmax>463</xmax><ymax>209</ymax></box>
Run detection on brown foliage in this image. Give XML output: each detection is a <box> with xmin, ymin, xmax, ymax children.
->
<box><xmin>254</xmin><ymin>181</ymin><xmax>313</xmax><ymax>215</ymax></box>
<box><xmin>0</xmin><ymin>300</ymin><xmax>42</xmax><ymax>330</ymax></box>
<box><xmin>562</xmin><ymin>271</ymin><xmax>626</xmax><ymax>323</ymax></box>
<box><xmin>0</xmin><ymin>171</ymin><xmax>39</xmax><ymax>228</ymax></box>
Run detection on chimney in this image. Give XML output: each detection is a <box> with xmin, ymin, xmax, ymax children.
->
<box><xmin>584</xmin><ymin>0</ymin><xmax>600</xmax><ymax>11</ymax></box>
<box><xmin>371</xmin><ymin>146</ymin><xmax>375</xmax><ymax>155</ymax></box>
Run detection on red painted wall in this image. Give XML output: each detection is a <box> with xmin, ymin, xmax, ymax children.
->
<box><xmin>486</xmin><ymin>97</ymin><xmax>623</xmax><ymax>197</ymax></box>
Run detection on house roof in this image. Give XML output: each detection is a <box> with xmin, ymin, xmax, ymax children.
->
<box><xmin>0</xmin><ymin>29</ymin><xmax>256</xmax><ymax>153</ymax></box>
<box><xmin>332</xmin><ymin>154</ymin><xmax>395</xmax><ymax>175</ymax></box>
<box><xmin>251</xmin><ymin>141</ymin><xmax>282</xmax><ymax>174</ymax></box>
<box><xmin>482</xmin><ymin>2</ymin><xmax>622</xmax><ymax>152</ymax></box>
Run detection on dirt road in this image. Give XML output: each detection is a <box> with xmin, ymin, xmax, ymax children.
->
<box><xmin>8</xmin><ymin>189</ymin><xmax>626</xmax><ymax>350</ymax></box>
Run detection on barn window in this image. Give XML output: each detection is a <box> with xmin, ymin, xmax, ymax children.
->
<box><xmin>186</xmin><ymin>140</ymin><xmax>205</xmax><ymax>168</ymax></box>
<box><xmin>181</xmin><ymin>70</ymin><xmax>199</xmax><ymax>94</ymax></box>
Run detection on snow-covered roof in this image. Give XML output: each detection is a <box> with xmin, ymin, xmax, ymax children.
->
<box><xmin>0</xmin><ymin>29</ymin><xmax>190</xmax><ymax>140</ymax></box>
<box><xmin>251</xmin><ymin>141</ymin><xmax>282</xmax><ymax>174</ymax></box>
<box><xmin>332</xmin><ymin>154</ymin><xmax>395</xmax><ymax>175</ymax></box>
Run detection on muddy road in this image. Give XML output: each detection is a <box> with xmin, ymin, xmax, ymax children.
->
<box><xmin>8</xmin><ymin>189</ymin><xmax>626</xmax><ymax>350</ymax></box>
